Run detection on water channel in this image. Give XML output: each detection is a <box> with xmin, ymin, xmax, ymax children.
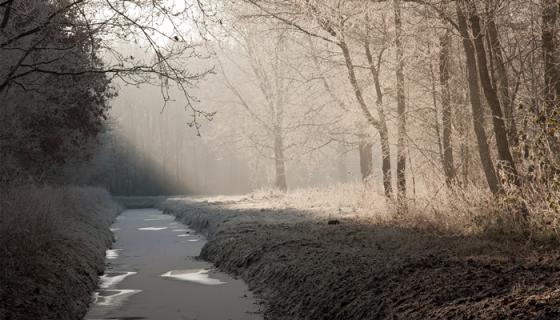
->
<box><xmin>85</xmin><ymin>208</ymin><xmax>261</xmax><ymax>320</ymax></box>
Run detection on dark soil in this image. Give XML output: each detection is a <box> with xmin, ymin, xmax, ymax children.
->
<box><xmin>164</xmin><ymin>199</ymin><xmax>560</xmax><ymax>320</ymax></box>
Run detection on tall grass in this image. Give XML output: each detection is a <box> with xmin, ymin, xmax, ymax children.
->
<box><xmin>244</xmin><ymin>181</ymin><xmax>560</xmax><ymax>243</ymax></box>
<box><xmin>246</xmin><ymin>182</ymin><xmax>387</xmax><ymax>212</ymax></box>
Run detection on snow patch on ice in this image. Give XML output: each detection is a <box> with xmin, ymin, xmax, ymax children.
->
<box><xmin>100</xmin><ymin>271</ymin><xmax>137</xmax><ymax>288</ymax></box>
<box><xmin>138</xmin><ymin>227</ymin><xmax>168</xmax><ymax>231</ymax></box>
<box><xmin>93</xmin><ymin>289</ymin><xmax>141</xmax><ymax>306</ymax></box>
<box><xmin>105</xmin><ymin>249</ymin><xmax>121</xmax><ymax>260</ymax></box>
<box><xmin>161</xmin><ymin>269</ymin><xmax>226</xmax><ymax>285</ymax></box>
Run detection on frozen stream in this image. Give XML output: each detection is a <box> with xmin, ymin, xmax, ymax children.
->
<box><xmin>85</xmin><ymin>208</ymin><xmax>261</xmax><ymax>320</ymax></box>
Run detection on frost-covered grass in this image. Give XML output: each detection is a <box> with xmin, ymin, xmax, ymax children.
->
<box><xmin>0</xmin><ymin>185</ymin><xmax>122</xmax><ymax>320</ymax></box>
<box><xmin>162</xmin><ymin>179</ymin><xmax>560</xmax><ymax>244</ymax></box>
<box><xmin>162</xmin><ymin>184</ymin><xmax>560</xmax><ymax>320</ymax></box>
<box><xmin>225</xmin><ymin>182</ymin><xmax>560</xmax><ymax>242</ymax></box>
<box><xmin>240</xmin><ymin>182</ymin><xmax>388</xmax><ymax>215</ymax></box>
<box><xmin>382</xmin><ymin>183</ymin><xmax>560</xmax><ymax>243</ymax></box>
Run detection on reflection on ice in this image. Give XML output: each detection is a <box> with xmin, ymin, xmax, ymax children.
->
<box><xmin>177</xmin><ymin>234</ymin><xmax>189</xmax><ymax>237</ymax></box>
<box><xmin>138</xmin><ymin>227</ymin><xmax>168</xmax><ymax>231</ymax></box>
<box><xmin>161</xmin><ymin>269</ymin><xmax>226</xmax><ymax>285</ymax></box>
<box><xmin>172</xmin><ymin>229</ymin><xmax>188</xmax><ymax>232</ymax></box>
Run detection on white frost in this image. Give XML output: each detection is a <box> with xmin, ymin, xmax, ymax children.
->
<box><xmin>161</xmin><ymin>269</ymin><xmax>226</xmax><ymax>285</ymax></box>
<box><xmin>105</xmin><ymin>249</ymin><xmax>121</xmax><ymax>260</ymax></box>
<box><xmin>100</xmin><ymin>271</ymin><xmax>137</xmax><ymax>288</ymax></box>
<box><xmin>138</xmin><ymin>227</ymin><xmax>168</xmax><ymax>231</ymax></box>
<box><xmin>93</xmin><ymin>289</ymin><xmax>142</xmax><ymax>306</ymax></box>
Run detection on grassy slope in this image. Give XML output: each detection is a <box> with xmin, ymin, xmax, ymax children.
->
<box><xmin>163</xmin><ymin>197</ymin><xmax>560</xmax><ymax>320</ymax></box>
<box><xmin>0</xmin><ymin>186</ymin><xmax>121</xmax><ymax>320</ymax></box>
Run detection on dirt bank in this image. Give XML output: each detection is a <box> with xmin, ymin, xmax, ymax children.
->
<box><xmin>163</xmin><ymin>197</ymin><xmax>560</xmax><ymax>320</ymax></box>
<box><xmin>0</xmin><ymin>186</ymin><xmax>122</xmax><ymax>320</ymax></box>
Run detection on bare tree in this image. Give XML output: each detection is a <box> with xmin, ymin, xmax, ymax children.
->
<box><xmin>455</xmin><ymin>1</ymin><xmax>499</xmax><ymax>193</ymax></box>
<box><xmin>0</xmin><ymin>0</ymin><xmax>214</xmax><ymax>128</ymax></box>
<box><xmin>439</xmin><ymin>27</ymin><xmax>456</xmax><ymax>186</ymax></box>
<box><xmin>213</xmin><ymin>23</ymin><xmax>337</xmax><ymax>191</ymax></box>
<box><xmin>393</xmin><ymin>0</ymin><xmax>408</xmax><ymax>208</ymax></box>
<box><xmin>542</xmin><ymin>0</ymin><xmax>560</xmax><ymax>156</ymax></box>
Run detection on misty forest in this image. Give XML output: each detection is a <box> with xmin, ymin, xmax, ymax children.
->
<box><xmin>1</xmin><ymin>0</ymin><xmax>560</xmax><ymax>319</ymax></box>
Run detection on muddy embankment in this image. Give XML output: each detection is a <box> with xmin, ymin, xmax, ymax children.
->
<box><xmin>0</xmin><ymin>187</ymin><xmax>122</xmax><ymax>320</ymax></box>
<box><xmin>162</xmin><ymin>198</ymin><xmax>560</xmax><ymax>320</ymax></box>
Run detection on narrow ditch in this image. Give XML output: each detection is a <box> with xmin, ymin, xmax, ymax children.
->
<box><xmin>85</xmin><ymin>208</ymin><xmax>262</xmax><ymax>320</ymax></box>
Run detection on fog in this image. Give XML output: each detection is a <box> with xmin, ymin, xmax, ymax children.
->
<box><xmin>100</xmin><ymin>77</ymin><xmax>363</xmax><ymax>196</ymax></box>
<box><xmin>4</xmin><ymin>1</ymin><xmax>560</xmax><ymax>319</ymax></box>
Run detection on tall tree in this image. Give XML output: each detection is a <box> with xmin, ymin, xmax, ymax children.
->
<box><xmin>238</xmin><ymin>0</ymin><xmax>397</xmax><ymax>197</ymax></box>
<box><xmin>486</xmin><ymin>2</ymin><xmax>518</xmax><ymax>147</ymax></box>
<box><xmin>542</xmin><ymin>0</ymin><xmax>560</xmax><ymax>155</ymax></box>
<box><xmin>439</xmin><ymin>28</ymin><xmax>456</xmax><ymax>186</ymax></box>
<box><xmin>394</xmin><ymin>0</ymin><xmax>408</xmax><ymax>208</ymax></box>
<box><xmin>364</xmin><ymin>14</ymin><xmax>393</xmax><ymax>198</ymax></box>
<box><xmin>465</xmin><ymin>0</ymin><xmax>518</xmax><ymax>183</ymax></box>
<box><xmin>456</xmin><ymin>1</ymin><xmax>500</xmax><ymax>193</ymax></box>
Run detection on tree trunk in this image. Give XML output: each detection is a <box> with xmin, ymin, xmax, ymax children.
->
<box><xmin>394</xmin><ymin>0</ymin><xmax>407</xmax><ymax>210</ymax></box>
<box><xmin>461</xmin><ymin>138</ymin><xmax>470</xmax><ymax>186</ymax></box>
<box><xmin>430</xmin><ymin>53</ymin><xmax>445</xmax><ymax>170</ymax></box>
<box><xmin>273</xmin><ymin>128</ymin><xmax>287</xmax><ymax>192</ymax></box>
<box><xmin>542</xmin><ymin>0</ymin><xmax>560</xmax><ymax>155</ymax></box>
<box><xmin>341</xmin><ymin>38</ymin><xmax>394</xmax><ymax>195</ymax></box>
<box><xmin>466</xmin><ymin>1</ymin><xmax>519</xmax><ymax>183</ymax></box>
<box><xmin>439</xmin><ymin>29</ymin><xmax>456</xmax><ymax>186</ymax></box>
<box><xmin>379</xmin><ymin>125</ymin><xmax>393</xmax><ymax>197</ymax></box>
<box><xmin>359</xmin><ymin>136</ymin><xmax>373</xmax><ymax>182</ymax></box>
<box><xmin>487</xmin><ymin>12</ymin><xmax>519</xmax><ymax>147</ymax></box>
<box><xmin>364</xmin><ymin>40</ymin><xmax>393</xmax><ymax>198</ymax></box>
<box><xmin>337</xmin><ymin>143</ymin><xmax>347</xmax><ymax>183</ymax></box>
<box><xmin>456</xmin><ymin>1</ymin><xmax>500</xmax><ymax>194</ymax></box>
<box><xmin>339</xmin><ymin>40</ymin><xmax>379</xmax><ymax>129</ymax></box>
